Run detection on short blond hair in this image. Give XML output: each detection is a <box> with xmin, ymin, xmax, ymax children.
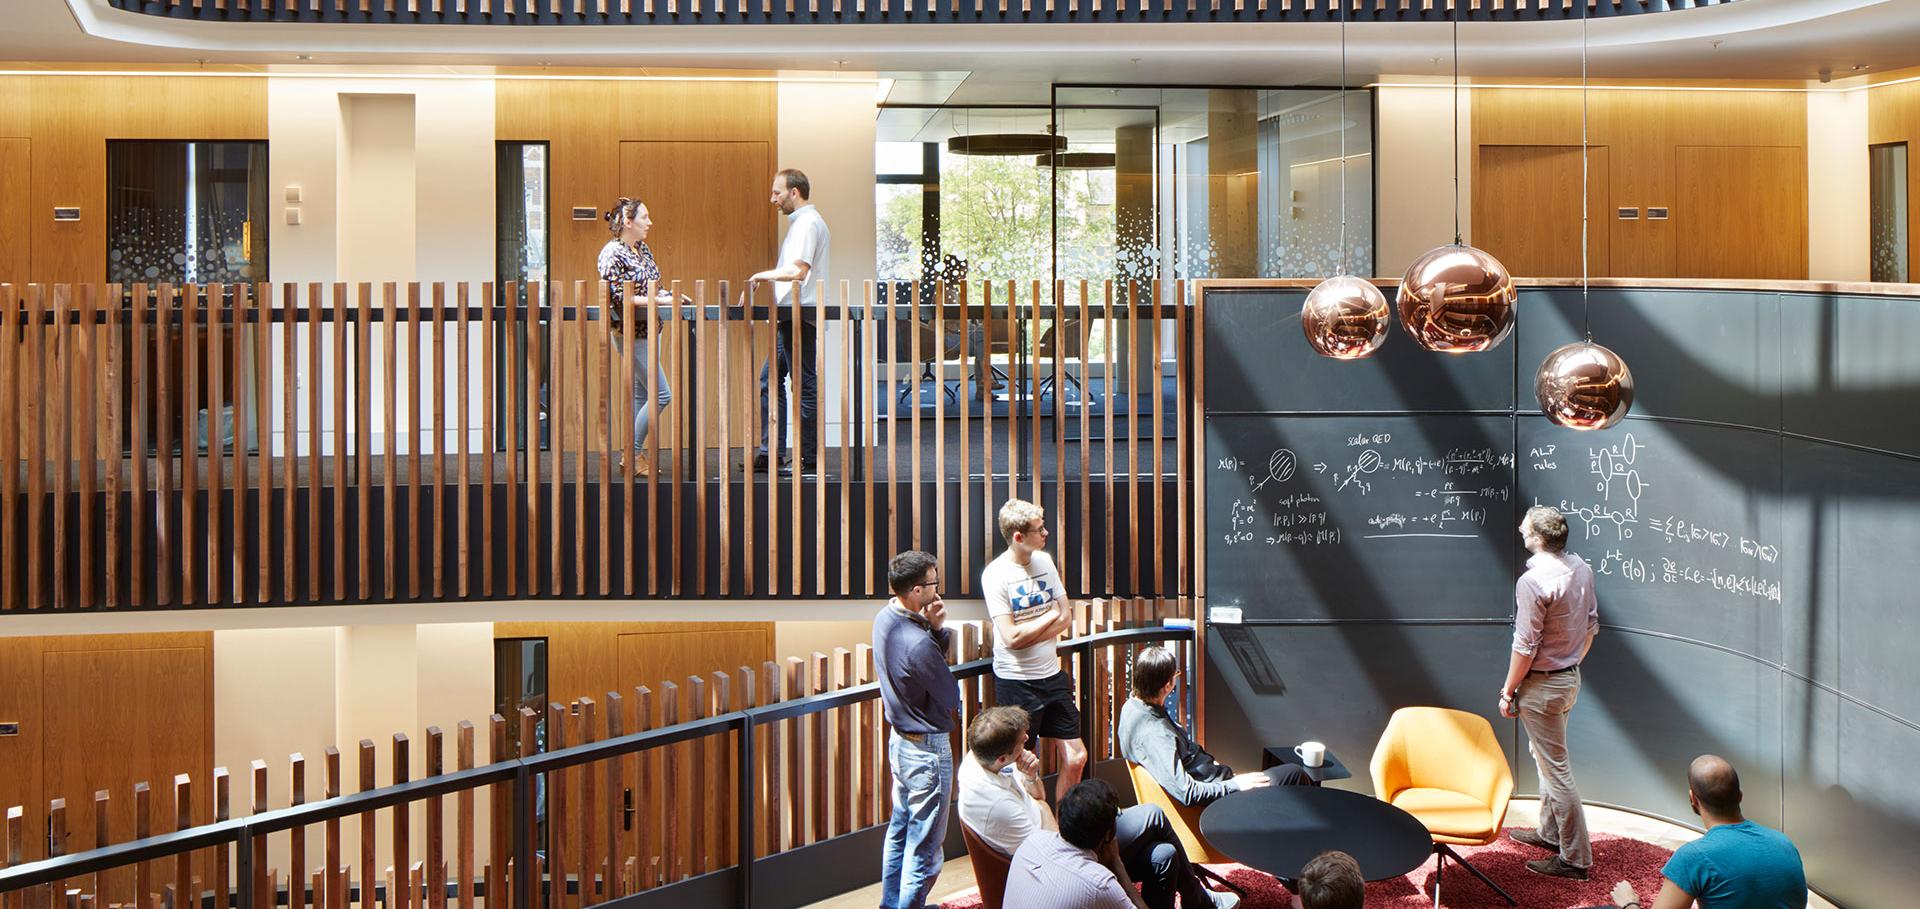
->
<box><xmin>998</xmin><ymin>498</ymin><xmax>1045</xmax><ymax>544</ymax></box>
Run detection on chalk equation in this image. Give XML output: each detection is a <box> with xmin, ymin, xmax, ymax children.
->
<box><xmin>1595</xmin><ymin>550</ymin><xmax>1783</xmax><ymax>603</ymax></box>
<box><xmin>1314</xmin><ymin>447</ymin><xmax>1514</xmax><ymax>496</ymax></box>
<box><xmin>1215</xmin><ymin>435</ymin><xmax>1513</xmax><ymax>548</ymax></box>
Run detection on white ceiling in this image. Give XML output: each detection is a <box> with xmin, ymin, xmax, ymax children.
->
<box><xmin>3</xmin><ymin>0</ymin><xmax>1917</xmax><ymax>105</ymax></box>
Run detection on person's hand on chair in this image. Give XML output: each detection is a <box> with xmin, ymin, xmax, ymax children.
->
<box><xmin>1233</xmin><ymin>772</ymin><xmax>1274</xmax><ymax>791</ymax></box>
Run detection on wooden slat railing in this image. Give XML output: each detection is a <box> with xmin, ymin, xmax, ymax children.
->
<box><xmin>0</xmin><ymin>279</ymin><xmax>1196</xmax><ymax>611</ymax></box>
<box><xmin>0</xmin><ymin>623</ymin><xmax>1197</xmax><ymax>909</ymax></box>
<box><xmin>104</xmin><ymin>0</ymin><xmax>1740</xmax><ymax>22</ymax></box>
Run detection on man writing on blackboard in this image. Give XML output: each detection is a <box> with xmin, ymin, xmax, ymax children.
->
<box><xmin>1500</xmin><ymin>505</ymin><xmax>1600</xmax><ymax>881</ymax></box>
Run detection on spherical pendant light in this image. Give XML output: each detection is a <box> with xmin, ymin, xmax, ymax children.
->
<box><xmin>1302</xmin><ymin>275</ymin><xmax>1390</xmax><ymax>359</ymax></box>
<box><xmin>1535</xmin><ymin>341</ymin><xmax>1634</xmax><ymax>430</ymax></box>
<box><xmin>1395</xmin><ymin>243</ymin><xmax>1518</xmax><ymax>354</ymax></box>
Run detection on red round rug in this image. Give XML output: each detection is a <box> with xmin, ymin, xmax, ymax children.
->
<box><xmin>941</xmin><ymin>829</ymin><xmax>1673</xmax><ymax>909</ymax></box>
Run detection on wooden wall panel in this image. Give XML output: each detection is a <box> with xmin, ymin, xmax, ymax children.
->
<box><xmin>24</xmin><ymin>76</ymin><xmax>267</xmax><ymax>284</ymax></box>
<box><xmin>1473</xmin><ymin>145</ymin><xmax>1611</xmax><ymax>279</ymax></box>
<box><xmin>1868</xmin><ymin>77</ymin><xmax>1920</xmax><ymax>280</ymax></box>
<box><xmin>1473</xmin><ymin>87</ymin><xmax>1806</xmax><ymax>280</ymax></box>
<box><xmin>0</xmin><ymin>139</ymin><xmax>28</xmax><ymax>283</ymax></box>
<box><xmin>1675</xmin><ymin>145</ymin><xmax>1808</xmax><ymax>280</ymax></box>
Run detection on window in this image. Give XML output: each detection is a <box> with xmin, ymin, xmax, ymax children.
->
<box><xmin>107</xmin><ymin>141</ymin><xmax>269</xmax><ymax>284</ymax></box>
<box><xmin>1871</xmin><ymin>142</ymin><xmax>1909</xmax><ymax>283</ymax></box>
<box><xmin>496</xmin><ymin>142</ymin><xmax>550</xmax><ymax>291</ymax></box>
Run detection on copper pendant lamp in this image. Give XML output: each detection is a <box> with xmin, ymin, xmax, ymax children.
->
<box><xmin>1302</xmin><ymin>0</ymin><xmax>1391</xmax><ymax>359</ymax></box>
<box><xmin>1396</xmin><ymin>2</ymin><xmax>1516</xmax><ymax>354</ymax></box>
<box><xmin>1535</xmin><ymin>0</ymin><xmax>1634</xmax><ymax>430</ymax></box>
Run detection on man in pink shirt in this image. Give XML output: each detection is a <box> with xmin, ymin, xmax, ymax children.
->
<box><xmin>1498</xmin><ymin>505</ymin><xmax>1600</xmax><ymax>881</ymax></box>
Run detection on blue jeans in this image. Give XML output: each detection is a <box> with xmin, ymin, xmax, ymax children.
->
<box><xmin>879</xmin><ymin>731</ymin><xmax>953</xmax><ymax>909</ymax></box>
<box><xmin>610</xmin><ymin>332</ymin><xmax>673</xmax><ymax>448</ymax></box>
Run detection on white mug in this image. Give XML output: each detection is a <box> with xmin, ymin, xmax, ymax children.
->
<box><xmin>1294</xmin><ymin>741</ymin><xmax>1326</xmax><ymax>768</ymax></box>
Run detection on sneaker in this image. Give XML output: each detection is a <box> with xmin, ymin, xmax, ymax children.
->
<box><xmin>1208</xmin><ymin>890</ymin><xmax>1241</xmax><ymax>909</ymax></box>
<box><xmin>1526</xmin><ymin>856</ymin><xmax>1589</xmax><ymax>881</ymax></box>
<box><xmin>1510</xmin><ymin>828</ymin><xmax>1559</xmax><ymax>851</ymax></box>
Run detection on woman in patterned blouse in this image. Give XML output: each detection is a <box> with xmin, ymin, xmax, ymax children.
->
<box><xmin>598</xmin><ymin>197</ymin><xmax>675</xmax><ymax>477</ymax></box>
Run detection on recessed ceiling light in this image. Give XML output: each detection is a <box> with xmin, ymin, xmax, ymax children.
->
<box><xmin>295</xmin><ymin>54</ymin><xmax>313</xmax><ymax>61</ymax></box>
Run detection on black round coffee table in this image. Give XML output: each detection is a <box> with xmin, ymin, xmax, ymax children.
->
<box><xmin>1197</xmin><ymin>785</ymin><xmax>1433</xmax><ymax>882</ymax></box>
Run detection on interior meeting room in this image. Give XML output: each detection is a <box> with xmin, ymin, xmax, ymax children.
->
<box><xmin>1</xmin><ymin>0</ymin><xmax>1917</xmax><ymax>907</ymax></box>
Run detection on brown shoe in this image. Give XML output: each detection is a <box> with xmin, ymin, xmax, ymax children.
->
<box><xmin>1526</xmin><ymin>856</ymin><xmax>1589</xmax><ymax>881</ymax></box>
<box><xmin>1510</xmin><ymin>828</ymin><xmax>1559</xmax><ymax>851</ymax></box>
<box><xmin>627</xmin><ymin>453</ymin><xmax>652</xmax><ymax>478</ymax></box>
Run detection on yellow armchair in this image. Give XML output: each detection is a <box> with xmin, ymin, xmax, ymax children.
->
<box><xmin>1369</xmin><ymin>706</ymin><xmax>1517</xmax><ymax>905</ymax></box>
<box><xmin>1125</xmin><ymin>760</ymin><xmax>1243</xmax><ymax>894</ymax></box>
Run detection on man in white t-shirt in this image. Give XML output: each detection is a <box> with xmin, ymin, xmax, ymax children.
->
<box><xmin>749</xmin><ymin>167</ymin><xmax>831</xmax><ymax>474</ymax></box>
<box><xmin>961</xmin><ymin>707</ymin><xmax>1235</xmax><ymax>909</ymax></box>
<box><xmin>982</xmin><ymin>497</ymin><xmax>1086</xmax><ymax>802</ymax></box>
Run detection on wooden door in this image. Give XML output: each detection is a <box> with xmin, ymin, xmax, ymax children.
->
<box><xmin>0</xmin><ymin>634</ymin><xmax>213</xmax><ymax>906</ymax></box>
<box><xmin>1674</xmin><ymin>145</ymin><xmax>1808</xmax><ymax>280</ymax></box>
<box><xmin>617</xmin><ymin>141</ymin><xmax>776</xmax><ymax>452</ymax></box>
<box><xmin>1473</xmin><ymin>144</ymin><xmax>1611</xmax><ymax>279</ymax></box>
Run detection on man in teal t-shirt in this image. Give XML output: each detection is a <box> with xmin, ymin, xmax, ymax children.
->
<box><xmin>1605</xmin><ymin>755</ymin><xmax>1806</xmax><ymax>909</ymax></box>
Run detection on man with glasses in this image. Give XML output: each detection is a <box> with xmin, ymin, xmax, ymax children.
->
<box><xmin>874</xmin><ymin>550</ymin><xmax>960</xmax><ymax>909</ymax></box>
<box><xmin>983</xmin><ymin>498</ymin><xmax>1088</xmax><ymax>803</ymax></box>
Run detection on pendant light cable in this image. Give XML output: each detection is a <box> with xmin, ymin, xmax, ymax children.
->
<box><xmin>1452</xmin><ymin>1</ymin><xmax>1462</xmax><ymax>246</ymax></box>
<box><xmin>1338</xmin><ymin>0</ymin><xmax>1350</xmax><ymax>274</ymax></box>
<box><xmin>1581</xmin><ymin>0</ymin><xmax>1592</xmax><ymax>341</ymax></box>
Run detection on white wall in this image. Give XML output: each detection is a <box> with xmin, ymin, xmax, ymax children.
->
<box><xmin>1374</xmin><ymin>84</ymin><xmax>1474</xmax><ymax>278</ymax></box>
<box><xmin>1808</xmin><ymin>88</ymin><xmax>1871</xmax><ymax>282</ymax></box>
<box><xmin>778</xmin><ymin>81</ymin><xmax>878</xmax><ymax>446</ymax></box>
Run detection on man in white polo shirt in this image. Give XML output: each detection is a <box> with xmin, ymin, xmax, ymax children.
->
<box><xmin>750</xmin><ymin>167</ymin><xmax>832</xmax><ymax>474</ymax></box>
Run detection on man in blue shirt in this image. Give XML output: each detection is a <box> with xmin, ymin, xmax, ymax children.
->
<box><xmin>873</xmin><ymin>550</ymin><xmax>961</xmax><ymax>909</ymax></box>
<box><xmin>1605</xmin><ymin>755</ymin><xmax>1806</xmax><ymax>909</ymax></box>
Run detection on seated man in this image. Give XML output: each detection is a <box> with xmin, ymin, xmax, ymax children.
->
<box><xmin>1296</xmin><ymin>851</ymin><xmax>1365</xmax><ymax>909</ymax></box>
<box><xmin>1004</xmin><ymin>780</ymin><xmax>1149</xmax><ymax>909</ymax></box>
<box><xmin>958</xmin><ymin>707</ymin><xmax>1237</xmax><ymax>909</ymax></box>
<box><xmin>1117</xmin><ymin>646</ymin><xmax>1313</xmax><ymax>807</ymax></box>
<box><xmin>1602</xmin><ymin>755</ymin><xmax>1806</xmax><ymax>909</ymax></box>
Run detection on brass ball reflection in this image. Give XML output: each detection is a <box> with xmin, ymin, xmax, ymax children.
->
<box><xmin>1302</xmin><ymin>275</ymin><xmax>1391</xmax><ymax>359</ymax></box>
<box><xmin>1395</xmin><ymin>243</ymin><xmax>1518</xmax><ymax>353</ymax></box>
<box><xmin>1535</xmin><ymin>341</ymin><xmax>1635</xmax><ymax>430</ymax></box>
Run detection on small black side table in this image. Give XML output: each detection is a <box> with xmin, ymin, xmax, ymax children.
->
<box><xmin>1262</xmin><ymin>744</ymin><xmax>1353</xmax><ymax>784</ymax></box>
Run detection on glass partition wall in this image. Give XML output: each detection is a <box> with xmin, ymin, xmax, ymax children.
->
<box><xmin>876</xmin><ymin>86</ymin><xmax>1375</xmax><ymax>287</ymax></box>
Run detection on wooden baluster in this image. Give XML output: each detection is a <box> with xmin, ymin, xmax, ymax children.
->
<box><xmin>514</xmin><ymin>708</ymin><xmax>537</xmax><ymax>905</ymax></box>
<box><xmin>710</xmin><ymin>672</ymin><xmax>734</xmax><ymax>869</ymax></box>
<box><xmin>89</xmin><ymin>789</ymin><xmax>108</xmax><ymax>904</ymax></box>
<box><xmin>594</xmin><ymin>284</ymin><xmax>610</xmax><ymax>599</ymax></box>
<box><xmin>432</xmin><ymin>285</ymin><xmax>449</xmax><ymax>599</ymax></box>
<box><xmin>830</xmin><ymin>650</ymin><xmax>853</xmax><ymax>836</ymax></box>
<box><xmin>49</xmin><ymin>284</ymin><xmax>70</xmax><ymax>609</ymax></box>
<box><xmin>683</xmin><ymin>680</ymin><xmax>707</xmax><ymax>877</ymax></box>
<box><xmin>782</xmin><ymin>658</ymin><xmax>804</xmax><ymax>848</ymax></box>
<box><xmin>929</xmin><ymin>281</ymin><xmax>944</xmax><ymax>592</ymax></box>
<box><xmin>570</xmin><ymin>282</ymin><xmax>587</xmax><ymax>598</ymax></box>
<box><xmin>133</xmin><ymin>783</ymin><xmax>153</xmax><ymax>908</ymax></box>
<box><xmin>424</xmin><ymin>729</ymin><xmax>444</xmax><ymax>909</ymax></box>
<box><xmin>391</xmin><ymin>734</ymin><xmax>411</xmax><ymax>909</ymax></box>
<box><xmin>862</xmin><ymin>281</ymin><xmax>877</xmax><ymax>596</ymax></box>
<box><xmin>654</xmin><ymin>683</ymin><xmax>678</xmax><ymax>884</ymax></box>
<box><xmin>628</xmin><ymin>689</ymin><xmax>653</xmax><ymax>890</ymax></box>
<box><xmin>207</xmin><ymin>284</ymin><xmax>226</xmax><ymax>605</ymax></box>
<box><xmin>486</xmin><ymin>716</ymin><xmax>509</xmax><ymax>909</ymax></box>
<box><xmin>77</xmin><ymin>284</ymin><xmax>98</xmax><ymax>609</ymax></box>
<box><xmin>544</xmin><ymin>704</ymin><xmax>567</xmax><ymax>907</ymax></box>
<box><xmin>324</xmin><ymin>749</ymin><xmax>343</xmax><ymax>909</ymax></box>
<box><xmin>284</xmin><ymin>284</ymin><xmax>302</xmax><ymax>603</ymax></box>
<box><xmin>47</xmin><ymin>798</ymin><xmax>67</xmax><ymax>908</ymax></box>
<box><xmin>0</xmin><ymin>284</ymin><xmax>16</xmax><ymax>612</ymax></box>
<box><xmin>573</xmin><ymin>702</ymin><xmax>596</xmax><ymax>905</ymax></box>
<box><xmin>853</xmin><ymin>644</ymin><xmax>876</xmax><ymax>830</ymax></box>
<box><xmin>172</xmin><ymin>777</ymin><xmax>191</xmax><ymax>909</ymax></box>
<box><xmin>473</xmin><ymin>284</ymin><xmax>490</xmax><ymax>598</ymax></box>
<box><xmin>756</xmin><ymin>664</ymin><xmax>781</xmax><ymax>859</ymax></box>
<box><xmin>598</xmin><ymin>695</ymin><xmax>623</xmax><ymax>898</ymax></box>
<box><xmin>808</xmin><ymin>653</ymin><xmax>829</xmax><ymax>845</ymax></box>
<box><xmin>248</xmin><ymin>762</ymin><xmax>269</xmax><ymax>909</ymax></box>
<box><xmin>357</xmin><ymin>741</ymin><xmax>376</xmax><ymax>909</ymax></box>
<box><xmin>455</xmin><ymin>722</ymin><xmax>474</xmax><ymax>909</ymax></box>
<box><xmin>407</xmin><ymin>283</ymin><xmax>425</xmax><ymax>600</ymax></box>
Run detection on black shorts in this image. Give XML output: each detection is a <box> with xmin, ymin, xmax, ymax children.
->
<box><xmin>993</xmin><ymin>671</ymin><xmax>1082</xmax><ymax>742</ymax></box>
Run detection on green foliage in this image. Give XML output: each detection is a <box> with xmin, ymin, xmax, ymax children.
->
<box><xmin>877</xmin><ymin>151</ymin><xmax>1116</xmax><ymax>284</ymax></box>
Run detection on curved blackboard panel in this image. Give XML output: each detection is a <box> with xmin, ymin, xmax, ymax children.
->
<box><xmin>1783</xmin><ymin>438</ymin><xmax>1920</xmax><ymax>723</ymax></box>
<box><xmin>1556</xmin><ymin>630</ymin><xmax>1783</xmax><ymax>827</ymax></box>
<box><xmin>1199</xmin><ymin>622</ymin><xmax>1518</xmax><ymax>792</ymax></box>
<box><xmin>1516</xmin><ymin>417</ymin><xmax>1786</xmax><ymax>662</ymax></box>
<box><xmin>1783</xmin><ymin>680</ymin><xmax>1920</xmax><ymax>909</ymax></box>
<box><xmin>1206</xmin><ymin>414</ymin><xmax>1517</xmax><ymax>620</ymax></box>
<box><xmin>1781</xmin><ymin>293</ymin><xmax>1920</xmax><ymax>458</ymax></box>
<box><xmin>1517</xmin><ymin>288</ymin><xmax>1781</xmax><ymax>429</ymax></box>
<box><xmin>1203</xmin><ymin>288</ymin><xmax>1514</xmax><ymax>414</ymax></box>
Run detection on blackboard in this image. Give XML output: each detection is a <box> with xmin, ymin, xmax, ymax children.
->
<box><xmin>1514</xmin><ymin>417</ymin><xmax>1786</xmax><ymax>661</ymax></box>
<box><xmin>1205</xmin><ymin>414</ymin><xmax>1517</xmax><ymax>620</ymax></box>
